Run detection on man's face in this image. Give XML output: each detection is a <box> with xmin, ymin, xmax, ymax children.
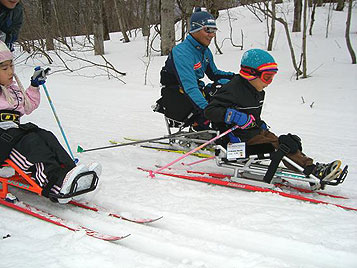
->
<box><xmin>0</xmin><ymin>0</ymin><xmax>19</xmax><ymax>9</ymax></box>
<box><xmin>191</xmin><ymin>27</ymin><xmax>217</xmax><ymax>47</ymax></box>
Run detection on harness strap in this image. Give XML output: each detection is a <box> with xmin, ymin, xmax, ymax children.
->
<box><xmin>0</xmin><ymin>110</ymin><xmax>20</xmax><ymax>124</ymax></box>
<box><xmin>41</xmin><ymin>167</ymin><xmax>68</xmax><ymax>198</ymax></box>
<box><xmin>263</xmin><ymin>143</ymin><xmax>290</xmax><ymax>183</ymax></box>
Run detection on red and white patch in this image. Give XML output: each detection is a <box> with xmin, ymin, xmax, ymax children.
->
<box><xmin>193</xmin><ymin>61</ymin><xmax>202</xmax><ymax>70</ymax></box>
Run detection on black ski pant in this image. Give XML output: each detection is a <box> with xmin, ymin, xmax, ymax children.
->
<box><xmin>9</xmin><ymin>128</ymin><xmax>76</xmax><ymax>197</ymax></box>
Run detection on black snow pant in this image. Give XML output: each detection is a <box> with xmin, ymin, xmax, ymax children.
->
<box><xmin>9</xmin><ymin>127</ymin><xmax>76</xmax><ymax>197</ymax></box>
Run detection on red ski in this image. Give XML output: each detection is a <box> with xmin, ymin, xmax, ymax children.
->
<box><xmin>139</xmin><ymin>167</ymin><xmax>357</xmax><ymax>212</ymax></box>
<box><xmin>175</xmin><ymin>168</ymin><xmax>348</xmax><ymax>200</ymax></box>
<box><xmin>0</xmin><ymin>198</ymin><xmax>129</xmax><ymax>241</ymax></box>
<box><xmin>69</xmin><ymin>200</ymin><xmax>163</xmax><ymax>224</ymax></box>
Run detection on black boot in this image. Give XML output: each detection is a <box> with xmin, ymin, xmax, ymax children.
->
<box><xmin>312</xmin><ymin>160</ymin><xmax>341</xmax><ymax>182</ymax></box>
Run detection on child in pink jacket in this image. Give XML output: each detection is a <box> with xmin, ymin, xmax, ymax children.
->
<box><xmin>0</xmin><ymin>41</ymin><xmax>100</xmax><ymax>203</ymax></box>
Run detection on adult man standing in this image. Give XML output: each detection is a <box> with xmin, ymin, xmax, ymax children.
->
<box><xmin>0</xmin><ymin>0</ymin><xmax>23</xmax><ymax>51</ymax></box>
<box><xmin>157</xmin><ymin>9</ymin><xmax>235</xmax><ymax>131</ymax></box>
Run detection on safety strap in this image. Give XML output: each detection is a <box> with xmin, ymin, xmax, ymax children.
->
<box><xmin>41</xmin><ymin>167</ymin><xmax>69</xmax><ymax>198</ymax></box>
<box><xmin>263</xmin><ymin>143</ymin><xmax>290</xmax><ymax>183</ymax></box>
<box><xmin>0</xmin><ymin>110</ymin><xmax>20</xmax><ymax>124</ymax></box>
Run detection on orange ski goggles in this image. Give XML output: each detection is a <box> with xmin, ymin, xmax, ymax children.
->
<box><xmin>259</xmin><ymin>71</ymin><xmax>277</xmax><ymax>84</ymax></box>
<box><xmin>240</xmin><ymin>65</ymin><xmax>278</xmax><ymax>84</ymax></box>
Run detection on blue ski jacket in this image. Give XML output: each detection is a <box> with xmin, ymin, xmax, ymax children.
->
<box><xmin>160</xmin><ymin>34</ymin><xmax>234</xmax><ymax>110</ymax></box>
<box><xmin>0</xmin><ymin>3</ymin><xmax>23</xmax><ymax>50</ymax></box>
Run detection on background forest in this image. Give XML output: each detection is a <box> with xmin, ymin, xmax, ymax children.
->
<box><xmin>16</xmin><ymin>0</ymin><xmax>355</xmax><ymax>82</ymax></box>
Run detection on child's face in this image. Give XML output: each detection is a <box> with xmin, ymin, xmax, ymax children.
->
<box><xmin>0</xmin><ymin>60</ymin><xmax>14</xmax><ymax>87</ymax></box>
<box><xmin>0</xmin><ymin>0</ymin><xmax>19</xmax><ymax>9</ymax></box>
<box><xmin>249</xmin><ymin>77</ymin><xmax>271</xmax><ymax>92</ymax></box>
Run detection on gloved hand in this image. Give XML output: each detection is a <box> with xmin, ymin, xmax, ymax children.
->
<box><xmin>31</xmin><ymin>67</ymin><xmax>50</xmax><ymax>87</ymax></box>
<box><xmin>224</xmin><ymin>108</ymin><xmax>256</xmax><ymax>129</ymax></box>
<box><xmin>260</xmin><ymin>121</ymin><xmax>268</xmax><ymax>130</ymax></box>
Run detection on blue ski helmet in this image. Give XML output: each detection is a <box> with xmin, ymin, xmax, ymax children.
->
<box><xmin>190</xmin><ymin>10</ymin><xmax>217</xmax><ymax>33</ymax></box>
<box><xmin>240</xmin><ymin>49</ymin><xmax>278</xmax><ymax>81</ymax></box>
<box><xmin>241</xmin><ymin>49</ymin><xmax>277</xmax><ymax>69</ymax></box>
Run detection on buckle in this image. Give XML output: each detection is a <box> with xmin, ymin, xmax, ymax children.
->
<box><xmin>0</xmin><ymin>112</ymin><xmax>19</xmax><ymax>123</ymax></box>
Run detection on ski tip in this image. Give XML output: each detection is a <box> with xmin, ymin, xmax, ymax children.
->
<box><xmin>97</xmin><ymin>233</ymin><xmax>131</xmax><ymax>242</ymax></box>
<box><xmin>148</xmin><ymin>170</ymin><xmax>156</xmax><ymax>178</ymax></box>
<box><xmin>77</xmin><ymin>145</ymin><xmax>84</xmax><ymax>153</ymax></box>
<box><xmin>137</xmin><ymin>167</ymin><xmax>156</xmax><ymax>178</ymax></box>
<box><xmin>111</xmin><ymin>233</ymin><xmax>131</xmax><ymax>241</ymax></box>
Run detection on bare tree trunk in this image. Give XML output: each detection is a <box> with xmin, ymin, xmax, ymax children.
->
<box><xmin>160</xmin><ymin>0</ymin><xmax>175</xmax><ymax>55</ymax></box>
<box><xmin>41</xmin><ymin>0</ymin><xmax>54</xmax><ymax>51</ymax></box>
<box><xmin>114</xmin><ymin>0</ymin><xmax>130</xmax><ymax>42</ymax></box>
<box><xmin>92</xmin><ymin>0</ymin><xmax>105</xmax><ymax>55</ymax></box>
<box><xmin>336</xmin><ymin>0</ymin><xmax>344</xmax><ymax>11</ymax></box>
<box><xmin>345</xmin><ymin>0</ymin><xmax>356</xmax><ymax>64</ymax></box>
<box><xmin>177</xmin><ymin>0</ymin><xmax>195</xmax><ymax>40</ymax></box>
<box><xmin>251</xmin><ymin>3</ymin><xmax>302</xmax><ymax>76</ymax></box>
<box><xmin>102</xmin><ymin>0</ymin><xmax>110</xmax><ymax>41</ymax></box>
<box><xmin>267</xmin><ymin>0</ymin><xmax>276</xmax><ymax>51</ymax></box>
<box><xmin>309</xmin><ymin>1</ymin><xmax>317</xmax><ymax>35</ymax></box>
<box><xmin>325</xmin><ymin>2</ymin><xmax>333</xmax><ymax>38</ymax></box>
<box><xmin>279</xmin><ymin>17</ymin><xmax>302</xmax><ymax>76</ymax></box>
<box><xmin>292</xmin><ymin>0</ymin><xmax>302</xmax><ymax>32</ymax></box>
<box><xmin>142</xmin><ymin>0</ymin><xmax>150</xmax><ymax>37</ymax></box>
<box><xmin>302</xmin><ymin>0</ymin><xmax>308</xmax><ymax>78</ymax></box>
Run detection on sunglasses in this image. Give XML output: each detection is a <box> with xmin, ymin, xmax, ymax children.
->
<box><xmin>260</xmin><ymin>71</ymin><xmax>276</xmax><ymax>84</ymax></box>
<box><xmin>203</xmin><ymin>27</ymin><xmax>217</xmax><ymax>34</ymax></box>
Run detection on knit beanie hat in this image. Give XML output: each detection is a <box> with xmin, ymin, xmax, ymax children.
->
<box><xmin>239</xmin><ymin>49</ymin><xmax>278</xmax><ymax>81</ymax></box>
<box><xmin>190</xmin><ymin>10</ymin><xmax>217</xmax><ymax>33</ymax></box>
<box><xmin>0</xmin><ymin>40</ymin><xmax>13</xmax><ymax>63</ymax></box>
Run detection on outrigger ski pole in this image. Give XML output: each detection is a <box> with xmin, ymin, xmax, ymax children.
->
<box><xmin>42</xmin><ymin>81</ymin><xmax>77</xmax><ymax>162</ymax></box>
<box><xmin>77</xmin><ymin>130</ymin><xmax>217</xmax><ymax>153</ymax></box>
<box><xmin>150</xmin><ymin>125</ymin><xmax>239</xmax><ymax>177</ymax></box>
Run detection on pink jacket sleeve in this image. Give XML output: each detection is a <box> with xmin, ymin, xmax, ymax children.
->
<box><xmin>24</xmin><ymin>86</ymin><xmax>41</xmax><ymax>115</ymax></box>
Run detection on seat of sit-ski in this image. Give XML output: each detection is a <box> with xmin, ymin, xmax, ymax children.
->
<box><xmin>0</xmin><ymin>160</ymin><xmax>99</xmax><ymax>202</ymax></box>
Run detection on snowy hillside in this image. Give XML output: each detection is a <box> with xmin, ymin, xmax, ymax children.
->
<box><xmin>1</xmin><ymin>3</ymin><xmax>357</xmax><ymax>268</ymax></box>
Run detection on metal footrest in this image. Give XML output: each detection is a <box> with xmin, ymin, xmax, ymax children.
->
<box><xmin>49</xmin><ymin>171</ymin><xmax>99</xmax><ymax>200</ymax></box>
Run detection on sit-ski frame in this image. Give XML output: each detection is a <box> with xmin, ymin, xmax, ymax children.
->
<box><xmin>215</xmin><ymin>145</ymin><xmax>324</xmax><ymax>190</ymax></box>
<box><xmin>0</xmin><ymin>159</ymin><xmax>43</xmax><ymax>199</ymax></box>
<box><xmin>0</xmin><ymin>159</ymin><xmax>98</xmax><ymax>200</ymax></box>
<box><xmin>164</xmin><ymin>115</ymin><xmax>219</xmax><ymax>147</ymax></box>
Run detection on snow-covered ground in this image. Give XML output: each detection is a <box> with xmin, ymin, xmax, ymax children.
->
<box><xmin>1</xmin><ymin>4</ymin><xmax>357</xmax><ymax>268</ymax></box>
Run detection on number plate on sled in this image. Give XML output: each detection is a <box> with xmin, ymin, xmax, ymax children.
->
<box><xmin>227</xmin><ymin>142</ymin><xmax>246</xmax><ymax>160</ymax></box>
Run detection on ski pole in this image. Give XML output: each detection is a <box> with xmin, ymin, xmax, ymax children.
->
<box><xmin>181</xmin><ymin>156</ymin><xmax>215</xmax><ymax>167</ymax></box>
<box><xmin>149</xmin><ymin>125</ymin><xmax>239</xmax><ymax>177</ymax></box>
<box><xmin>42</xmin><ymin>83</ymin><xmax>77</xmax><ymax>162</ymax></box>
<box><xmin>77</xmin><ymin>130</ymin><xmax>215</xmax><ymax>153</ymax></box>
